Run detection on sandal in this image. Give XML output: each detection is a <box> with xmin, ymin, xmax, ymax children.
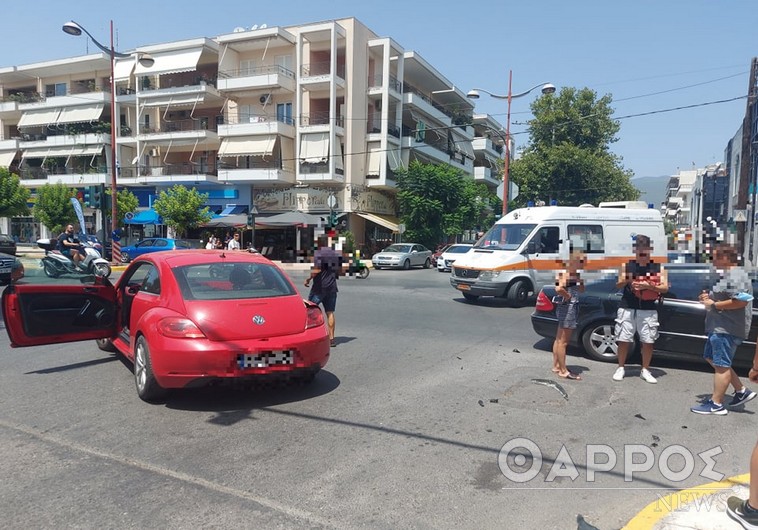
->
<box><xmin>559</xmin><ymin>372</ymin><xmax>582</xmax><ymax>381</ymax></box>
<box><xmin>330</xmin><ymin>340</ymin><xmax>337</xmax><ymax>347</ymax></box>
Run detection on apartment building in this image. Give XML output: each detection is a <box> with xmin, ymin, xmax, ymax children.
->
<box><xmin>0</xmin><ymin>17</ymin><xmax>503</xmax><ymax>253</ymax></box>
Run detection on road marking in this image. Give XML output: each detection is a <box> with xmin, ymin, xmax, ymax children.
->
<box><xmin>622</xmin><ymin>473</ymin><xmax>750</xmax><ymax>529</ymax></box>
<box><xmin>0</xmin><ymin>418</ymin><xmax>335</xmax><ymax>528</ymax></box>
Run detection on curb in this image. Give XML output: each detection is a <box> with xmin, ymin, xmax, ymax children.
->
<box><xmin>622</xmin><ymin>472</ymin><xmax>750</xmax><ymax>529</ymax></box>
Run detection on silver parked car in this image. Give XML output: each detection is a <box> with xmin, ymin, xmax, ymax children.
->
<box><xmin>372</xmin><ymin>243</ymin><xmax>432</xmax><ymax>270</ymax></box>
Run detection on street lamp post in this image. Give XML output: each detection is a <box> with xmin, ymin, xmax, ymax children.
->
<box><xmin>62</xmin><ymin>20</ymin><xmax>153</xmax><ymax>263</ymax></box>
<box><xmin>467</xmin><ymin>72</ymin><xmax>555</xmax><ymax>216</ymax></box>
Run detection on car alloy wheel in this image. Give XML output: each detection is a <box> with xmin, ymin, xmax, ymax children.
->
<box><xmin>133</xmin><ymin>336</ymin><xmax>167</xmax><ymax>402</ymax></box>
<box><xmin>507</xmin><ymin>279</ymin><xmax>530</xmax><ymax>307</ymax></box>
<box><xmin>423</xmin><ymin>258</ymin><xmax>431</xmax><ymax>269</ymax></box>
<box><xmin>403</xmin><ymin>259</ymin><xmax>411</xmax><ymax>270</ymax></box>
<box><xmin>581</xmin><ymin>321</ymin><xmax>621</xmax><ymax>362</ymax></box>
<box><xmin>120</xmin><ymin>252</ymin><xmax>131</xmax><ymax>263</ymax></box>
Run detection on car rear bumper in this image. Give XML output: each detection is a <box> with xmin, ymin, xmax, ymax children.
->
<box><xmin>131</xmin><ymin>331</ymin><xmax>330</xmax><ymax>389</ymax></box>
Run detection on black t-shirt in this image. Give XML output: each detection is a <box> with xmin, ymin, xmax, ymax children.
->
<box><xmin>620</xmin><ymin>260</ymin><xmax>661</xmax><ymax>310</ymax></box>
<box><xmin>58</xmin><ymin>232</ymin><xmax>76</xmax><ymax>252</ymax></box>
<box><xmin>311</xmin><ymin>248</ymin><xmax>341</xmax><ymax>295</ymax></box>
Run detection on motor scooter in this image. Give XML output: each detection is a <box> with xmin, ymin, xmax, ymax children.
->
<box><xmin>37</xmin><ymin>237</ymin><xmax>112</xmax><ymax>278</ymax></box>
<box><xmin>346</xmin><ymin>253</ymin><xmax>370</xmax><ymax>279</ymax></box>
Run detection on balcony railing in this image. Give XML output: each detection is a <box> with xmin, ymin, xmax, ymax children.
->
<box><xmin>367</xmin><ymin>74</ymin><xmax>402</xmax><ymax>93</ymax></box>
<box><xmin>300</xmin><ymin>111</ymin><xmax>344</xmax><ymax>127</ymax></box>
<box><xmin>127</xmin><ymin>162</ymin><xmax>218</xmax><ymax>177</ymax></box>
<box><xmin>223</xmin><ymin>113</ymin><xmax>294</xmax><ymax>126</ymax></box>
<box><xmin>301</xmin><ymin>62</ymin><xmax>346</xmax><ymax>79</ymax></box>
<box><xmin>19</xmin><ymin>164</ymin><xmax>108</xmax><ymax>180</ymax></box>
<box><xmin>218</xmin><ymin>159</ymin><xmax>294</xmax><ymax>172</ymax></box>
<box><xmin>140</xmin><ymin>117</ymin><xmax>217</xmax><ymax>134</ymax></box>
<box><xmin>299</xmin><ymin>161</ymin><xmax>344</xmax><ymax>175</ymax></box>
<box><xmin>2</xmin><ymin>92</ymin><xmax>44</xmax><ymax>103</ymax></box>
<box><xmin>366</xmin><ymin>113</ymin><xmax>401</xmax><ymax>138</ymax></box>
<box><xmin>218</xmin><ymin>64</ymin><xmax>295</xmax><ymax>79</ymax></box>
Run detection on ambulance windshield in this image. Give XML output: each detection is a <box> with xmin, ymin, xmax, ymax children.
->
<box><xmin>474</xmin><ymin>224</ymin><xmax>537</xmax><ymax>251</ymax></box>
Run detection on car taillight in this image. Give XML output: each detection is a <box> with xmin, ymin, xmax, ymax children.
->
<box><xmin>535</xmin><ymin>291</ymin><xmax>554</xmax><ymax>312</ymax></box>
<box><xmin>305</xmin><ymin>305</ymin><xmax>325</xmax><ymax>329</ymax></box>
<box><xmin>158</xmin><ymin>317</ymin><xmax>206</xmax><ymax>338</ymax></box>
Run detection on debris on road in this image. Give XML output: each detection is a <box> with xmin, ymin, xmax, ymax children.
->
<box><xmin>634</xmin><ymin>413</ymin><xmax>646</xmax><ymax>420</ymax></box>
<box><xmin>530</xmin><ymin>378</ymin><xmax>568</xmax><ymax>401</ymax></box>
<box><xmin>478</xmin><ymin>400</ymin><xmax>485</xmax><ymax>407</ymax></box>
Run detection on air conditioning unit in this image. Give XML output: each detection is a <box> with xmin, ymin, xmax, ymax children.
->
<box><xmin>233</xmin><ymin>27</ymin><xmax>246</xmax><ymax>33</ymax></box>
<box><xmin>259</xmin><ymin>93</ymin><xmax>272</xmax><ymax>105</ymax></box>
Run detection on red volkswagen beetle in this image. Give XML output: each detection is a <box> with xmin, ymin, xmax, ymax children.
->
<box><xmin>2</xmin><ymin>250</ymin><xmax>330</xmax><ymax>402</ymax></box>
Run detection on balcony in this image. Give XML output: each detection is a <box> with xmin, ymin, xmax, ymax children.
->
<box><xmin>299</xmin><ymin>111</ymin><xmax>344</xmax><ymax>130</ymax></box>
<box><xmin>218</xmin><ymin>159</ymin><xmax>296</xmax><ymax>185</ymax></box>
<box><xmin>474</xmin><ymin>166</ymin><xmax>500</xmax><ymax>188</ymax></box>
<box><xmin>472</xmin><ymin>137</ymin><xmax>504</xmax><ymax>157</ymax></box>
<box><xmin>217</xmin><ymin>65</ymin><xmax>296</xmax><ymax>94</ymax></box>
<box><xmin>300</xmin><ymin>61</ymin><xmax>346</xmax><ymax>91</ymax></box>
<box><xmin>18</xmin><ymin>164</ymin><xmax>107</xmax><ymax>186</ymax></box>
<box><xmin>218</xmin><ymin>114</ymin><xmax>296</xmax><ymax>139</ymax></box>
<box><xmin>367</xmin><ymin>74</ymin><xmax>402</xmax><ymax>97</ymax></box>
<box><xmin>366</xmin><ymin>112</ymin><xmax>401</xmax><ymax>139</ymax></box>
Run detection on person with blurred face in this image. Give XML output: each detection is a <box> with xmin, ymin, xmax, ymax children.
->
<box><xmin>613</xmin><ymin>234</ymin><xmax>668</xmax><ymax>383</ymax></box>
<box><xmin>691</xmin><ymin>243</ymin><xmax>756</xmax><ymax>415</ymax></box>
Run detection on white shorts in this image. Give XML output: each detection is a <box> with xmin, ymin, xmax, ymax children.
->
<box><xmin>615</xmin><ymin>308</ymin><xmax>659</xmax><ymax>344</ymax></box>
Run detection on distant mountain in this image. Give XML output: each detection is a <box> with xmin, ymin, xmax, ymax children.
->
<box><xmin>632</xmin><ymin>176</ymin><xmax>670</xmax><ymax>207</ymax></box>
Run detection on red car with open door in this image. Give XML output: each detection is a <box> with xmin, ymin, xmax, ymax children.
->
<box><xmin>2</xmin><ymin>250</ymin><xmax>330</xmax><ymax>402</ymax></box>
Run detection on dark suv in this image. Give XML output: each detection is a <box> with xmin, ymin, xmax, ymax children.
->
<box><xmin>531</xmin><ymin>264</ymin><xmax>758</xmax><ymax>368</ymax></box>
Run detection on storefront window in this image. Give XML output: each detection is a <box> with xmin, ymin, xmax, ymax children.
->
<box><xmin>10</xmin><ymin>217</ymin><xmax>40</xmax><ymax>243</ymax></box>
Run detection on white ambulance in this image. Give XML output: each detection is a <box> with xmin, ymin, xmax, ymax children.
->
<box><xmin>449</xmin><ymin>203</ymin><xmax>666</xmax><ymax>306</ymax></box>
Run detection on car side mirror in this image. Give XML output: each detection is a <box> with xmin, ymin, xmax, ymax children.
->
<box><xmin>524</xmin><ymin>241</ymin><xmax>536</xmax><ymax>254</ymax></box>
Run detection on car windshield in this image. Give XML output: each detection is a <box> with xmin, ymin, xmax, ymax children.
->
<box><xmin>174</xmin><ymin>240</ymin><xmax>192</xmax><ymax>249</ymax></box>
<box><xmin>173</xmin><ymin>262</ymin><xmax>297</xmax><ymax>300</ymax></box>
<box><xmin>448</xmin><ymin>246</ymin><xmax>471</xmax><ymax>254</ymax></box>
<box><xmin>383</xmin><ymin>244</ymin><xmax>411</xmax><ymax>253</ymax></box>
<box><xmin>474</xmin><ymin>224</ymin><xmax>537</xmax><ymax>251</ymax></box>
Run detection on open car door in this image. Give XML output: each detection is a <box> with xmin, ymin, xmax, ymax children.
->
<box><xmin>2</xmin><ymin>278</ymin><xmax>118</xmax><ymax>347</ymax></box>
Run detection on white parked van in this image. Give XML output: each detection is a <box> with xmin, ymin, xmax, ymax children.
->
<box><xmin>449</xmin><ymin>204</ymin><xmax>666</xmax><ymax>306</ymax></box>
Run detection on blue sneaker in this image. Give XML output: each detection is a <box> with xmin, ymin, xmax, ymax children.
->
<box><xmin>729</xmin><ymin>388</ymin><xmax>757</xmax><ymax>408</ymax></box>
<box><xmin>690</xmin><ymin>399</ymin><xmax>727</xmax><ymax>415</ymax></box>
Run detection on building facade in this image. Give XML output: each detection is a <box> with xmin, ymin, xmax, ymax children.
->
<box><xmin>0</xmin><ymin>18</ymin><xmax>503</xmax><ymax>256</ymax></box>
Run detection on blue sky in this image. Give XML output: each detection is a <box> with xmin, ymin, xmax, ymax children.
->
<box><xmin>2</xmin><ymin>0</ymin><xmax>756</xmax><ymax>179</ymax></box>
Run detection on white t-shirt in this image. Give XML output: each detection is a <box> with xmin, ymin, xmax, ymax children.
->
<box><xmin>227</xmin><ymin>238</ymin><xmax>241</xmax><ymax>251</ymax></box>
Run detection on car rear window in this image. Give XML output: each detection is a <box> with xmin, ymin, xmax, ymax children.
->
<box><xmin>173</xmin><ymin>262</ymin><xmax>296</xmax><ymax>300</ymax></box>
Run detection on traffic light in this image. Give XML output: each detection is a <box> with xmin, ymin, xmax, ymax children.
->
<box><xmin>329</xmin><ymin>211</ymin><xmax>337</xmax><ymax>226</ymax></box>
<box><xmin>93</xmin><ymin>186</ymin><xmax>102</xmax><ymax>209</ymax></box>
<box><xmin>82</xmin><ymin>187</ymin><xmax>91</xmax><ymax>207</ymax></box>
<box><xmin>247</xmin><ymin>213</ymin><xmax>254</xmax><ymax>226</ymax></box>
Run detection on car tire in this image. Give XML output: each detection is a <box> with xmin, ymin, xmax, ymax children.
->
<box><xmin>423</xmin><ymin>258</ymin><xmax>431</xmax><ymax>269</ymax></box>
<box><xmin>94</xmin><ymin>262</ymin><xmax>111</xmax><ymax>278</ymax></box>
<box><xmin>358</xmin><ymin>267</ymin><xmax>370</xmax><ymax>279</ymax></box>
<box><xmin>462</xmin><ymin>292</ymin><xmax>479</xmax><ymax>302</ymax></box>
<box><xmin>403</xmin><ymin>259</ymin><xmax>411</xmax><ymax>270</ymax></box>
<box><xmin>373</xmin><ymin>265</ymin><xmax>381</xmax><ymax>270</ymax></box>
<box><xmin>294</xmin><ymin>369</ymin><xmax>319</xmax><ymax>385</ymax></box>
<box><xmin>120</xmin><ymin>252</ymin><xmax>130</xmax><ymax>263</ymax></box>
<box><xmin>581</xmin><ymin>321</ymin><xmax>625</xmax><ymax>363</ymax></box>
<box><xmin>506</xmin><ymin>279</ymin><xmax>530</xmax><ymax>307</ymax></box>
<box><xmin>438</xmin><ymin>268</ymin><xmax>445</xmax><ymax>273</ymax></box>
<box><xmin>133</xmin><ymin>335</ymin><xmax>167</xmax><ymax>402</ymax></box>
<box><xmin>96</xmin><ymin>338</ymin><xmax>117</xmax><ymax>353</ymax></box>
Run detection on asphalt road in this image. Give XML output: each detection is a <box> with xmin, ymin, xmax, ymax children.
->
<box><xmin>0</xmin><ymin>267</ymin><xmax>756</xmax><ymax>529</ymax></box>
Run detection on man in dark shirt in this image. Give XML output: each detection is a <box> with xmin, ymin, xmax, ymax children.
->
<box><xmin>304</xmin><ymin>236</ymin><xmax>343</xmax><ymax>347</ymax></box>
<box><xmin>57</xmin><ymin>224</ymin><xmax>84</xmax><ymax>268</ymax></box>
<box><xmin>613</xmin><ymin>234</ymin><xmax>668</xmax><ymax>383</ymax></box>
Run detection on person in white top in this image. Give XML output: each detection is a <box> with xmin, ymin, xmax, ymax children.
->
<box><xmin>205</xmin><ymin>236</ymin><xmax>216</xmax><ymax>250</ymax></box>
<box><xmin>227</xmin><ymin>232</ymin><xmax>241</xmax><ymax>251</ymax></box>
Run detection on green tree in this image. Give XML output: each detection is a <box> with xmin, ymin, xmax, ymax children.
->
<box><xmin>108</xmin><ymin>188</ymin><xmax>140</xmax><ymax>228</ymax></box>
<box><xmin>33</xmin><ymin>183</ymin><xmax>77</xmax><ymax>234</ymax></box>
<box><xmin>510</xmin><ymin>87</ymin><xmax>639</xmax><ymax>207</ymax></box>
<box><xmin>0</xmin><ymin>168</ymin><xmax>31</xmax><ymax>218</ymax></box>
<box><xmin>152</xmin><ymin>185</ymin><xmax>212</xmax><ymax>238</ymax></box>
<box><xmin>395</xmin><ymin>161</ymin><xmax>499</xmax><ymax>248</ymax></box>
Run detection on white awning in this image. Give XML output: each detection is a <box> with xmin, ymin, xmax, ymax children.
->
<box><xmin>334</xmin><ymin>136</ymin><xmax>344</xmax><ymax>170</ymax></box>
<box><xmin>367</xmin><ymin>147</ymin><xmax>382</xmax><ymax>176</ymax></box>
<box><xmin>357</xmin><ymin>212</ymin><xmax>400</xmax><ymax>232</ymax></box>
<box><xmin>0</xmin><ymin>150</ymin><xmax>17</xmax><ymax>167</ymax></box>
<box><xmin>71</xmin><ymin>145</ymin><xmax>104</xmax><ymax>156</ymax></box>
<box><xmin>113</xmin><ymin>59</ymin><xmax>135</xmax><ymax>81</ymax></box>
<box><xmin>136</xmin><ymin>48</ymin><xmax>203</xmax><ymax>76</ymax></box>
<box><xmin>22</xmin><ymin>146</ymin><xmax>75</xmax><ymax>159</ymax></box>
<box><xmin>218</xmin><ymin>136</ymin><xmax>276</xmax><ymax>157</ymax></box>
<box><xmin>57</xmin><ymin>104</ymin><xmax>104</xmax><ymax>125</ymax></box>
<box><xmin>17</xmin><ymin>108</ymin><xmax>61</xmax><ymax>128</ymax></box>
<box><xmin>387</xmin><ymin>149</ymin><xmax>403</xmax><ymax>171</ymax></box>
<box><xmin>300</xmin><ymin>132</ymin><xmax>329</xmax><ymax>163</ymax></box>
<box><xmin>142</xmin><ymin>95</ymin><xmax>203</xmax><ymax>108</ymax></box>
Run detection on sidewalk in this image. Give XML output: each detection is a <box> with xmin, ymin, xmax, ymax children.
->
<box><xmin>623</xmin><ymin>473</ymin><xmax>751</xmax><ymax>529</ymax></box>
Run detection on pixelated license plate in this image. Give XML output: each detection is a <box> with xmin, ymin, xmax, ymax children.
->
<box><xmin>237</xmin><ymin>350</ymin><xmax>294</xmax><ymax>369</ymax></box>
<box><xmin>0</xmin><ymin>267</ymin><xmax>10</xmax><ymax>275</ymax></box>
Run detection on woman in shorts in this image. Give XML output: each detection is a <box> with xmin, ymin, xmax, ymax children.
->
<box><xmin>552</xmin><ymin>249</ymin><xmax>586</xmax><ymax>380</ymax></box>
